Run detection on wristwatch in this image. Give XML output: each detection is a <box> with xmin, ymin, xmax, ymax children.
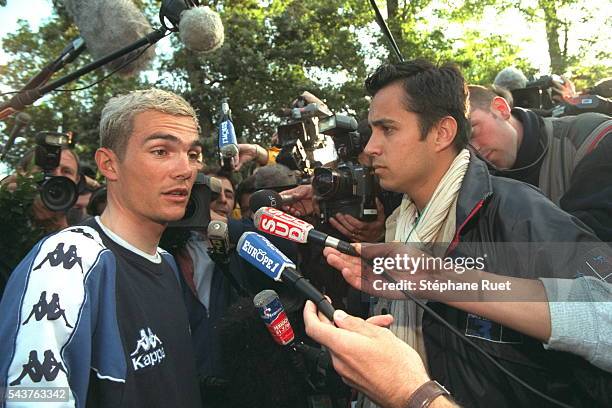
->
<box><xmin>406</xmin><ymin>380</ymin><xmax>450</xmax><ymax>408</ymax></box>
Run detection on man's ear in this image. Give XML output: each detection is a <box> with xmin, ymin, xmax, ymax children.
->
<box><xmin>433</xmin><ymin>116</ymin><xmax>458</xmax><ymax>152</ymax></box>
<box><xmin>491</xmin><ymin>96</ymin><xmax>511</xmax><ymax>120</ymax></box>
<box><xmin>95</xmin><ymin>148</ymin><xmax>119</xmax><ymax>181</ymax></box>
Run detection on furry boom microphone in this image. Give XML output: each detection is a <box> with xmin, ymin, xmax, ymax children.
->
<box><xmin>177</xmin><ymin>5</ymin><xmax>224</xmax><ymax>53</ymax></box>
<box><xmin>64</xmin><ymin>0</ymin><xmax>156</xmax><ymax>76</ymax></box>
<box><xmin>65</xmin><ymin>0</ymin><xmax>224</xmax><ymax>76</ymax></box>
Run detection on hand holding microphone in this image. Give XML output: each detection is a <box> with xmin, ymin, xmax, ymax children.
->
<box><xmin>218</xmin><ymin>98</ymin><xmax>239</xmax><ymax>171</ymax></box>
<box><xmin>254</xmin><ymin>289</ymin><xmax>331</xmax><ymax>371</ymax></box>
<box><xmin>238</xmin><ymin>231</ymin><xmax>335</xmax><ymax>321</ymax></box>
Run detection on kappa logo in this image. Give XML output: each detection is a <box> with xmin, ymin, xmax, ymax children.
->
<box><xmin>130</xmin><ymin>328</ymin><xmax>166</xmax><ymax>371</ymax></box>
<box><xmin>34</xmin><ymin>243</ymin><xmax>83</xmax><ymax>273</ymax></box>
<box><xmin>23</xmin><ymin>291</ymin><xmax>73</xmax><ymax>328</ymax></box>
<box><xmin>10</xmin><ymin>350</ymin><xmax>67</xmax><ymax>386</ymax></box>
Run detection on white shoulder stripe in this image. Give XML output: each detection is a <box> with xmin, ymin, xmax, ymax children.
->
<box><xmin>91</xmin><ymin>367</ymin><xmax>126</xmax><ymax>383</ymax></box>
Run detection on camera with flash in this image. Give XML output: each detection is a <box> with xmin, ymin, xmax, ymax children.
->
<box><xmin>34</xmin><ymin>131</ymin><xmax>78</xmax><ymax>212</ymax></box>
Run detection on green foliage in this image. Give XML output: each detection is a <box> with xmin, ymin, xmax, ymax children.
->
<box><xmin>0</xmin><ymin>173</ymin><xmax>46</xmax><ymax>272</ymax></box>
<box><xmin>1</xmin><ymin>0</ymin><xmax>608</xmax><ymax>175</ymax></box>
<box><xmin>0</xmin><ymin>12</ymin><xmax>147</xmax><ymax>172</ymax></box>
<box><xmin>449</xmin><ymin>31</ymin><xmax>533</xmax><ymax>85</ymax></box>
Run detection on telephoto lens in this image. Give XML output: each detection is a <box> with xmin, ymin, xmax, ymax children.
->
<box><xmin>40</xmin><ymin>176</ymin><xmax>78</xmax><ymax>212</ymax></box>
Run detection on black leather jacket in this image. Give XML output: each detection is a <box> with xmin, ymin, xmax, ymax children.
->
<box><xmin>423</xmin><ymin>155</ymin><xmax>612</xmax><ymax>407</ymax></box>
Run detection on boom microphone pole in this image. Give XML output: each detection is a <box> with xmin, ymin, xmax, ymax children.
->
<box><xmin>0</xmin><ymin>29</ymin><xmax>167</xmax><ymax>120</ymax></box>
<box><xmin>369</xmin><ymin>0</ymin><xmax>404</xmax><ymax>62</ymax></box>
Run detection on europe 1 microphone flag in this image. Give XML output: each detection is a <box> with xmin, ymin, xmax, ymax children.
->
<box><xmin>238</xmin><ymin>231</ymin><xmax>336</xmax><ymax>321</ymax></box>
<box><xmin>253</xmin><ymin>207</ymin><xmax>359</xmax><ymax>257</ymax></box>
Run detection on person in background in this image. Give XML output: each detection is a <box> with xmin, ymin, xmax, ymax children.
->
<box><xmin>468</xmin><ymin>84</ymin><xmax>612</xmax><ymax>242</ymax></box>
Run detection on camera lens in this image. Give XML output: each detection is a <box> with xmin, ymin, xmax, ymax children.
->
<box><xmin>312</xmin><ymin>168</ymin><xmax>335</xmax><ymax>197</ymax></box>
<box><xmin>40</xmin><ymin>176</ymin><xmax>78</xmax><ymax>212</ymax></box>
<box><xmin>313</xmin><ymin>167</ymin><xmax>353</xmax><ymax>199</ymax></box>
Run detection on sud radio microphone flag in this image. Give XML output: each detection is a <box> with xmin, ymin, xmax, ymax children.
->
<box><xmin>253</xmin><ymin>207</ymin><xmax>359</xmax><ymax>257</ymax></box>
<box><xmin>237</xmin><ymin>232</ymin><xmax>335</xmax><ymax>321</ymax></box>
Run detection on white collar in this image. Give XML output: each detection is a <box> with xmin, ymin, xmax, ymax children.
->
<box><xmin>95</xmin><ymin>216</ymin><xmax>161</xmax><ymax>264</ymax></box>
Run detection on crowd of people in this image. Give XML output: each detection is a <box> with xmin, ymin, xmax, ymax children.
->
<box><xmin>0</xmin><ymin>59</ymin><xmax>610</xmax><ymax>408</ymax></box>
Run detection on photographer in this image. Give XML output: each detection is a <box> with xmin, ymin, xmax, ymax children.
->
<box><xmin>1</xmin><ymin>145</ymin><xmax>80</xmax><ymax>233</ymax></box>
<box><xmin>468</xmin><ymin>85</ymin><xmax>612</xmax><ymax>242</ymax></box>
<box><xmin>1</xmin><ymin>144</ymin><xmax>82</xmax><ymax>296</ymax></box>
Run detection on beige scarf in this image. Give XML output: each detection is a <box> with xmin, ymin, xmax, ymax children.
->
<box><xmin>359</xmin><ymin>149</ymin><xmax>471</xmax><ymax>408</ymax></box>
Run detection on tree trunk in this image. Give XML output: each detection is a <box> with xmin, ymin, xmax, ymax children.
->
<box><xmin>539</xmin><ymin>0</ymin><xmax>567</xmax><ymax>73</ymax></box>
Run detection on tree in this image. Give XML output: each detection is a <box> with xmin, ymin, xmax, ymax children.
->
<box><xmin>0</xmin><ymin>9</ymin><xmax>147</xmax><ymax>172</ymax></box>
<box><xmin>3</xmin><ymin>0</ymin><xmax>606</xmax><ymax>173</ymax></box>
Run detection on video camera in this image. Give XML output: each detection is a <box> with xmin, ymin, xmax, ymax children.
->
<box><xmin>275</xmin><ymin>95</ymin><xmax>332</xmax><ymax>175</ymax></box>
<box><xmin>168</xmin><ymin>173</ymin><xmax>222</xmax><ymax>230</ymax></box>
<box><xmin>511</xmin><ymin>74</ymin><xmax>561</xmax><ymax>111</ymax></box>
<box><xmin>312</xmin><ymin>114</ymin><xmax>378</xmax><ymax>223</ymax></box>
<box><xmin>33</xmin><ymin>131</ymin><xmax>78</xmax><ymax>212</ymax></box>
<box><xmin>511</xmin><ymin>74</ymin><xmax>612</xmax><ymax>116</ymax></box>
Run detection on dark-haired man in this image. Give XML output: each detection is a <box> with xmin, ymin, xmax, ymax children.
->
<box><xmin>313</xmin><ymin>60</ymin><xmax>611</xmax><ymax>408</ymax></box>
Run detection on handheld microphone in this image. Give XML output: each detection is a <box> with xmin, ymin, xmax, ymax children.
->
<box><xmin>207</xmin><ymin>220</ymin><xmax>231</xmax><ymax>262</ymax></box>
<box><xmin>207</xmin><ymin>220</ymin><xmax>249</xmax><ymax>297</ymax></box>
<box><xmin>1</xmin><ymin>112</ymin><xmax>31</xmax><ymax>160</ymax></box>
<box><xmin>253</xmin><ymin>207</ymin><xmax>358</xmax><ymax>257</ymax></box>
<box><xmin>238</xmin><ymin>232</ymin><xmax>335</xmax><ymax>321</ymax></box>
<box><xmin>254</xmin><ymin>289</ymin><xmax>296</xmax><ymax>346</ymax></box>
<box><xmin>218</xmin><ymin>98</ymin><xmax>239</xmax><ymax>171</ymax></box>
<box><xmin>254</xmin><ymin>289</ymin><xmax>332</xmax><ymax>371</ymax></box>
<box><xmin>249</xmin><ymin>189</ymin><xmax>297</xmax><ymax>214</ymax></box>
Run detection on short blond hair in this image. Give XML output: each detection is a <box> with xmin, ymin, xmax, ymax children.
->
<box><xmin>99</xmin><ymin>88</ymin><xmax>199</xmax><ymax>159</ymax></box>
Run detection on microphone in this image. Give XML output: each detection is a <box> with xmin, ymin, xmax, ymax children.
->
<box><xmin>254</xmin><ymin>289</ymin><xmax>296</xmax><ymax>346</ymax></box>
<box><xmin>249</xmin><ymin>189</ymin><xmax>297</xmax><ymax>214</ymax></box>
<box><xmin>207</xmin><ymin>220</ymin><xmax>231</xmax><ymax>262</ymax></box>
<box><xmin>208</xmin><ymin>220</ymin><xmax>249</xmax><ymax>297</ymax></box>
<box><xmin>1</xmin><ymin>112</ymin><xmax>31</xmax><ymax>160</ymax></box>
<box><xmin>0</xmin><ymin>2</ymin><xmax>225</xmax><ymax>120</ymax></box>
<box><xmin>254</xmin><ymin>289</ymin><xmax>332</xmax><ymax>371</ymax></box>
<box><xmin>64</xmin><ymin>0</ymin><xmax>156</xmax><ymax>76</ymax></box>
<box><xmin>277</xmin><ymin>103</ymin><xmax>332</xmax><ymax>120</ymax></box>
<box><xmin>218</xmin><ymin>98</ymin><xmax>239</xmax><ymax>171</ymax></box>
<box><xmin>177</xmin><ymin>6</ymin><xmax>225</xmax><ymax>53</ymax></box>
<box><xmin>160</xmin><ymin>1</ymin><xmax>224</xmax><ymax>53</ymax></box>
<box><xmin>206</xmin><ymin>175</ymin><xmax>223</xmax><ymax>195</ymax></box>
<box><xmin>253</xmin><ymin>207</ymin><xmax>359</xmax><ymax>257</ymax></box>
<box><xmin>237</xmin><ymin>231</ymin><xmax>336</xmax><ymax>321</ymax></box>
